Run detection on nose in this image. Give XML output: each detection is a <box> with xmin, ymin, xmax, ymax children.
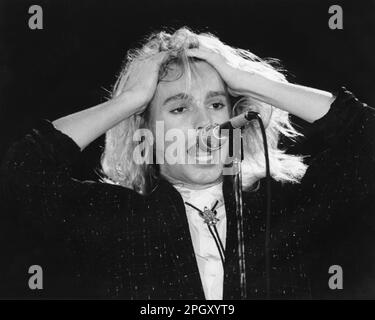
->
<box><xmin>193</xmin><ymin>106</ymin><xmax>212</xmax><ymax>130</ymax></box>
<box><xmin>193</xmin><ymin>107</ymin><xmax>221</xmax><ymax>153</ymax></box>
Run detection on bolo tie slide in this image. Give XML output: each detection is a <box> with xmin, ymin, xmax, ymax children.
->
<box><xmin>185</xmin><ymin>200</ymin><xmax>225</xmax><ymax>268</ymax></box>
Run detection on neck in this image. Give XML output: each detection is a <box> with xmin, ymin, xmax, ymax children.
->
<box><xmin>162</xmin><ymin>175</ymin><xmax>223</xmax><ymax>191</ymax></box>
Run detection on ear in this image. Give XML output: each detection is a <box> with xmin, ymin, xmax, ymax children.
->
<box><xmin>229</xmin><ymin>95</ymin><xmax>246</xmax><ymax>116</ymax></box>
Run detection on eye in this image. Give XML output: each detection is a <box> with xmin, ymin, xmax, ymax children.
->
<box><xmin>210</xmin><ymin>102</ymin><xmax>226</xmax><ymax>110</ymax></box>
<box><xmin>170</xmin><ymin>106</ymin><xmax>187</xmax><ymax>114</ymax></box>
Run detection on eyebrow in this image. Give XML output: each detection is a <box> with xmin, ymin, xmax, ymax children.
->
<box><xmin>162</xmin><ymin>90</ymin><xmax>227</xmax><ymax>106</ymax></box>
<box><xmin>163</xmin><ymin>93</ymin><xmax>190</xmax><ymax>106</ymax></box>
<box><xmin>206</xmin><ymin>90</ymin><xmax>227</xmax><ymax>100</ymax></box>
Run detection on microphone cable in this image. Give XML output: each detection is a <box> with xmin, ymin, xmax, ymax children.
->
<box><xmin>232</xmin><ymin>111</ymin><xmax>272</xmax><ymax>300</ymax></box>
<box><xmin>253</xmin><ymin>113</ymin><xmax>272</xmax><ymax>300</ymax></box>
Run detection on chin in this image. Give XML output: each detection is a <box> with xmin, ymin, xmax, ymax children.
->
<box><xmin>160</xmin><ymin>163</ymin><xmax>225</xmax><ymax>187</ymax></box>
<box><xmin>184</xmin><ymin>164</ymin><xmax>223</xmax><ymax>185</ymax></box>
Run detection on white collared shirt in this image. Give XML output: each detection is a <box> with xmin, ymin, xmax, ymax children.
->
<box><xmin>174</xmin><ymin>183</ymin><xmax>226</xmax><ymax>300</ymax></box>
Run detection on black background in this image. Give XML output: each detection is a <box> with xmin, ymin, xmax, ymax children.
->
<box><xmin>1</xmin><ymin>0</ymin><xmax>374</xmax><ymax>179</ymax></box>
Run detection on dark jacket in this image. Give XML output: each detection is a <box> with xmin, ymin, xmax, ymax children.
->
<box><xmin>1</xmin><ymin>87</ymin><xmax>374</xmax><ymax>299</ymax></box>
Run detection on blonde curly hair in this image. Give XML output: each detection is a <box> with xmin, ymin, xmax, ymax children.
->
<box><xmin>100</xmin><ymin>27</ymin><xmax>308</xmax><ymax>194</ymax></box>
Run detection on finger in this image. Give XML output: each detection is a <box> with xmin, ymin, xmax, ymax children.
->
<box><xmin>151</xmin><ymin>51</ymin><xmax>169</xmax><ymax>64</ymax></box>
<box><xmin>227</xmin><ymin>87</ymin><xmax>242</xmax><ymax>97</ymax></box>
<box><xmin>185</xmin><ymin>48</ymin><xmax>210</xmax><ymax>60</ymax></box>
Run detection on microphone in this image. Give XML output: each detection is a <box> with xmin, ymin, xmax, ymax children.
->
<box><xmin>198</xmin><ymin>111</ymin><xmax>259</xmax><ymax>151</ymax></box>
<box><xmin>218</xmin><ymin>110</ymin><xmax>259</xmax><ymax>131</ymax></box>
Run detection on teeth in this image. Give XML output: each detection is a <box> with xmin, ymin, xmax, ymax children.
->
<box><xmin>194</xmin><ymin>154</ymin><xmax>213</xmax><ymax>161</ymax></box>
<box><xmin>187</xmin><ymin>146</ymin><xmax>215</xmax><ymax>163</ymax></box>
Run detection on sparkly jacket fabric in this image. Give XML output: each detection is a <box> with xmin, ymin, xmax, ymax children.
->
<box><xmin>0</xmin><ymin>87</ymin><xmax>374</xmax><ymax>299</ymax></box>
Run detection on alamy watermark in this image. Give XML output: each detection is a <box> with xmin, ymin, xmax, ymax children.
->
<box><xmin>132</xmin><ymin>122</ymin><xmax>243</xmax><ymax>175</ymax></box>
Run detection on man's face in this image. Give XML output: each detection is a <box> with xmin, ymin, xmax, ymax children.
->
<box><xmin>148</xmin><ymin>60</ymin><xmax>231</xmax><ymax>187</ymax></box>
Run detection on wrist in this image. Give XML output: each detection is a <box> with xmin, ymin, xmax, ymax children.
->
<box><xmin>240</xmin><ymin>71</ymin><xmax>276</xmax><ymax>103</ymax></box>
<box><xmin>113</xmin><ymin>90</ymin><xmax>147</xmax><ymax>116</ymax></box>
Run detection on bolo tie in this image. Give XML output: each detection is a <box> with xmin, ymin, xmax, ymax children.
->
<box><xmin>184</xmin><ymin>200</ymin><xmax>225</xmax><ymax>269</ymax></box>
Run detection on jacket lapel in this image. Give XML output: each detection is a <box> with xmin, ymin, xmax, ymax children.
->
<box><xmin>153</xmin><ymin>179</ymin><xmax>205</xmax><ymax>299</ymax></box>
<box><xmin>222</xmin><ymin>175</ymin><xmax>241</xmax><ymax>299</ymax></box>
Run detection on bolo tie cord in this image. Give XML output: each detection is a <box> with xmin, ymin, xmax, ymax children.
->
<box><xmin>185</xmin><ymin>200</ymin><xmax>225</xmax><ymax>270</ymax></box>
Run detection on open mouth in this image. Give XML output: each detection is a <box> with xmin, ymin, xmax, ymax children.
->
<box><xmin>194</xmin><ymin>153</ymin><xmax>214</xmax><ymax>163</ymax></box>
<box><xmin>187</xmin><ymin>145</ymin><xmax>215</xmax><ymax>164</ymax></box>
<box><xmin>184</xmin><ymin>129</ymin><xmax>226</xmax><ymax>165</ymax></box>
